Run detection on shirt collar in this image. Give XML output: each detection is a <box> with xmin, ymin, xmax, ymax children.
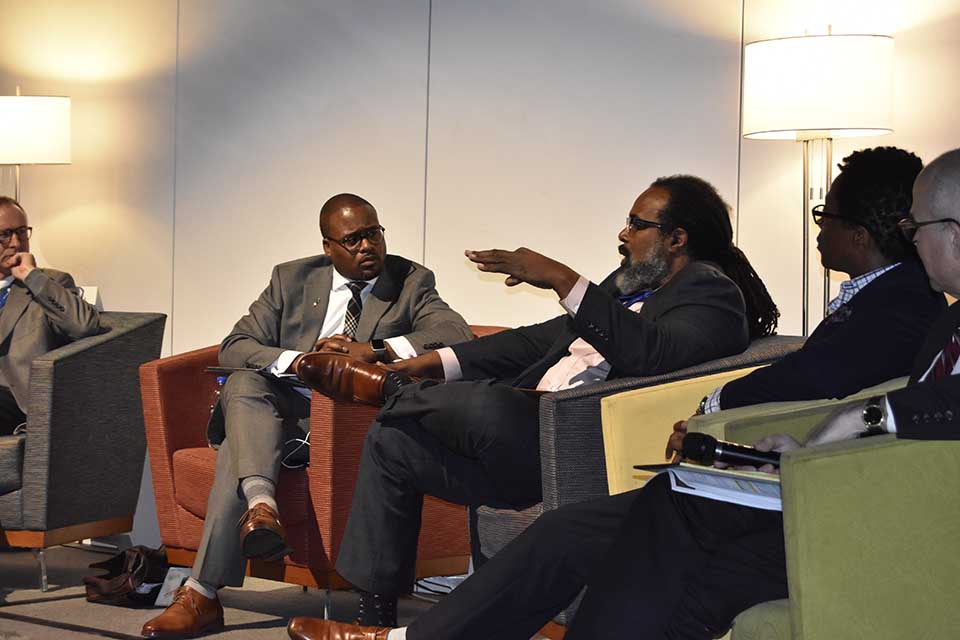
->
<box><xmin>0</xmin><ymin>275</ymin><xmax>14</xmax><ymax>290</ymax></box>
<box><xmin>331</xmin><ymin>267</ymin><xmax>378</xmax><ymax>292</ymax></box>
<box><xmin>826</xmin><ymin>262</ymin><xmax>900</xmax><ymax>315</ymax></box>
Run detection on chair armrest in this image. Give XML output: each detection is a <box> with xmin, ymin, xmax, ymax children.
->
<box><xmin>22</xmin><ymin>312</ymin><xmax>166</xmax><ymax>530</ymax></box>
<box><xmin>540</xmin><ymin>335</ymin><xmax>804</xmax><ymax>509</ymax></box>
<box><xmin>140</xmin><ymin>344</ymin><xmax>219</xmax><ymax>547</ymax></box>
<box><xmin>780</xmin><ymin>435</ymin><xmax>960</xmax><ymax>638</ymax></box>
<box><xmin>305</xmin><ymin>393</ymin><xmax>381</xmax><ymax>562</ymax></box>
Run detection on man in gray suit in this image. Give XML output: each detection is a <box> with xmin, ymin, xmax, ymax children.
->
<box><xmin>0</xmin><ymin>197</ymin><xmax>100</xmax><ymax>434</ymax></box>
<box><xmin>142</xmin><ymin>193</ymin><xmax>472</xmax><ymax>639</ymax></box>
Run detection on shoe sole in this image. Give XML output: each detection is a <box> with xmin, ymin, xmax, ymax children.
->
<box><xmin>241</xmin><ymin>528</ymin><xmax>292</xmax><ymax>561</ymax></box>
<box><xmin>142</xmin><ymin>618</ymin><xmax>225</xmax><ymax>639</ymax></box>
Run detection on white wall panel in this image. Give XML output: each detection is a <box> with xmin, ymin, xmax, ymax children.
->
<box><xmin>172</xmin><ymin>1</ymin><xmax>430</xmax><ymax>352</ymax></box>
<box><xmin>423</xmin><ymin>0</ymin><xmax>744</xmax><ymax>327</ymax></box>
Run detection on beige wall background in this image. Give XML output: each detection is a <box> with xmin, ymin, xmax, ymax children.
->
<box><xmin>0</xmin><ymin>0</ymin><xmax>957</xmax><ymax>543</ymax></box>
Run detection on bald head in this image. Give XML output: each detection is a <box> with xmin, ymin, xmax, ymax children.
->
<box><xmin>911</xmin><ymin>148</ymin><xmax>960</xmax><ymax>296</ymax></box>
<box><xmin>319</xmin><ymin>193</ymin><xmax>375</xmax><ymax>237</ymax></box>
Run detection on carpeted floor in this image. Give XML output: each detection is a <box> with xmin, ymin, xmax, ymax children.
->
<box><xmin>0</xmin><ymin>545</ymin><xmax>475</xmax><ymax>639</ymax></box>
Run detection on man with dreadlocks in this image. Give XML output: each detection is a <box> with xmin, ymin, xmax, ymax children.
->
<box><xmin>290</xmin><ymin>174</ymin><xmax>778</xmax><ymax>637</ymax></box>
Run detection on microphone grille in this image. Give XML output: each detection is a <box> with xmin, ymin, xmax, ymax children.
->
<box><xmin>681</xmin><ymin>432</ymin><xmax>717</xmax><ymax>465</ymax></box>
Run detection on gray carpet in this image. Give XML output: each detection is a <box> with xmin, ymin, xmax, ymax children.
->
<box><xmin>0</xmin><ymin>546</ymin><xmax>442</xmax><ymax>639</ymax></box>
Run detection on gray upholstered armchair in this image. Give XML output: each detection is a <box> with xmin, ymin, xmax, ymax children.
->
<box><xmin>469</xmin><ymin>335</ymin><xmax>805</xmax><ymax>635</ymax></box>
<box><xmin>0</xmin><ymin>311</ymin><xmax>166</xmax><ymax>590</ymax></box>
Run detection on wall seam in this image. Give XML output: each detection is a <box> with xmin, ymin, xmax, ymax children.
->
<box><xmin>735</xmin><ymin>0</ymin><xmax>745</xmax><ymax>245</ymax></box>
<box><xmin>421</xmin><ymin>0</ymin><xmax>433</xmax><ymax>266</ymax></box>
<box><xmin>169</xmin><ymin>0</ymin><xmax>181</xmax><ymax>355</ymax></box>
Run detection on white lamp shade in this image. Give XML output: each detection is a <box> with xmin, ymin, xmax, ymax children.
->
<box><xmin>742</xmin><ymin>35</ymin><xmax>894</xmax><ymax>140</ymax></box>
<box><xmin>0</xmin><ymin>96</ymin><xmax>71</xmax><ymax>164</ymax></box>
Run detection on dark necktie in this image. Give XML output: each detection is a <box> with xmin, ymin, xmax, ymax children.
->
<box><xmin>617</xmin><ymin>289</ymin><xmax>653</xmax><ymax>307</ymax></box>
<box><xmin>342</xmin><ymin>280</ymin><xmax>367</xmax><ymax>339</ymax></box>
<box><xmin>932</xmin><ymin>330</ymin><xmax>960</xmax><ymax>380</ymax></box>
<box><xmin>0</xmin><ymin>287</ymin><xmax>9</xmax><ymax>312</ymax></box>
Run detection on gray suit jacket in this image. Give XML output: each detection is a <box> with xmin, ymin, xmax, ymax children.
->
<box><xmin>209</xmin><ymin>254</ymin><xmax>472</xmax><ymax>443</ymax></box>
<box><xmin>0</xmin><ymin>268</ymin><xmax>102</xmax><ymax>411</ymax></box>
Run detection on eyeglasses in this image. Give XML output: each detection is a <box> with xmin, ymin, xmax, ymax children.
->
<box><xmin>0</xmin><ymin>226</ymin><xmax>32</xmax><ymax>246</ymax></box>
<box><xmin>625</xmin><ymin>216</ymin><xmax>670</xmax><ymax>233</ymax></box>
<box><xmin>811</xmin><ymin>204</ymin><xmax>853</xmax><ymax>227</ymax></box>
<box><xmin>897</xmin><ymin>216</ymin><xmax>960</xmax><ymax>242</ymax></box>
<box><xmin>325</xmin><ymin>225</ymin><xmax>385</xmax><ymax>253</ymax></box>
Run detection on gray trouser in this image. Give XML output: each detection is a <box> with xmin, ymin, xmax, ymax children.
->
<box><xmin>191</xmin><ymin>371</ymin><xmax>310</xmax><ymax>587</ymax></box>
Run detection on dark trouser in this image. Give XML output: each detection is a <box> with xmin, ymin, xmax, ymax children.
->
<box><xmin>335</xmin><ymin>380</ymin><xmax>541</xmax><ymax>597</ymax></box>
<box><xmin>406</xmin><ymin>474</ymin><xmax>788</xmax><ymax>640</ymax></box>
<box><xmin>0</xmin><ymin>386</ymin><xmax>25</xmax><ymax>436</ymax></box>
<box><xmin>191</xmin><ymin>371</ymin><xmax>310</xmax><ymax>587</ymax></box>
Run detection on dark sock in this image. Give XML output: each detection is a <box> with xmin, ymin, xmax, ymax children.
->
<box><xmin>357</xmin><ymin>590</ymin><xmax>398</xmax><ymax>627</ymax></box>
<box><xmin>381</xmin><ymin>371</ymin><xmax>414</xmax><ymax>400</ymax></box>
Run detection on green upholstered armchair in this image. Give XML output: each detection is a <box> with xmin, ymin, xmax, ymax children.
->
<box><xmin>683</xmin><ymin>378</ymin><xmax>960</xmax><ymax>640</ymax></box>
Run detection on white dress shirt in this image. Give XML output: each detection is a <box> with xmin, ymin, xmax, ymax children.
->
<box><xmin>438</xmin><ymin>276</ymin><xmax>645</xmax><ymax>391</ymax></box>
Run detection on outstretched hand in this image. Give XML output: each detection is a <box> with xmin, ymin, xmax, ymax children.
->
<box><xmin>465</xmin><ymin>247</ymin><xmax>579</xmax><ymax>298</ymax></box>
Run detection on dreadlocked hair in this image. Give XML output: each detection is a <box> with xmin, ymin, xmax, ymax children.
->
<box><xmin>652</xmin><ymin>175</ymin><xmax>779</xmax><ymax>339</ymax></box>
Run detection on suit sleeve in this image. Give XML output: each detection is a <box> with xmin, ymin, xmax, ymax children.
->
<box><xmin>451</xmin><ymin>315</ymin><xmax>568</xmax><ymax>382</ymax></box>
<box><xmin>219</xmin><ymin>266</ymin><xmax>288</xmax><ymax>369</ymax></box>
<box><xmin>888</xmin><ymin>376</ymin><xmax>960</xmax><ymax>440</ymax></box>
<box><xmin>571</xmin><ymin>272</ymin><xmax>749</xmax><ymax>376</ymax></box>
<box><xmin>23</xmin><ymin>269</ymin><xmax>100</xmax><ymax>339</ymax></box>
<box><xmin>394</xmin><ymin>268</ymin><xmax>474</xmax><ymax>354</ymax></box>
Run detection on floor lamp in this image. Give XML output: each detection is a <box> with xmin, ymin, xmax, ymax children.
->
<box><xmin>742</xmin><ymin>33</ymin><xmax>894</xmax><ymax>336</ymax></box>
<box><xmin>0</xmin><ymin>89</ymin><xmax>71</xmax><ymax>201</ymax></box>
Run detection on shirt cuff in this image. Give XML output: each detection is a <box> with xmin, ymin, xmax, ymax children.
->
<box><xmin>884</xmin><ymin>396</ymin><xmax>897</xmax><ymax>434</ymax></box>
<box><xmin>269</xmin><ymin>350</ymin><xmax>303</xmax><ymax>376</ymax></box>
<box><xmin>703</xmin><ymin>385</ymin><xmax>724</xmax><ymax>414</ymax></box>
<box><xmin>437</xmin><ymin>347</ymin><xmax>463</xmax><ymax>382</ymax></box>
<box><xmin>384</xmin><ymin>336</ymin><xmax>417</xmax><ymax>361</ymax></box>
<box><xmin>560</xmin><ymin>276</ymin><xmax>590</xmax><ymax>316</ymax></box>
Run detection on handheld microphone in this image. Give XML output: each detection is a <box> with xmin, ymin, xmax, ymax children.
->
<box><xmin>681</xmin><ymin>432</ymin><xmax>781</xmax><ymax>468</ymax></box>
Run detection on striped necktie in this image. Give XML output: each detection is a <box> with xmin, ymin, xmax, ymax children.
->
<box><xmin>342</xmin><ymin>280</ymin><xmax>367</xmax><ymax>339</ymax></box>
<box><xmin>932</xmin><ymin>330</ymin><xmax>960</xmax><ymax>380</ymax></box>
<box><xmin>0</xmin><ymin>287</ymin><xmax>9</xmax><ymax>312</ymax></box>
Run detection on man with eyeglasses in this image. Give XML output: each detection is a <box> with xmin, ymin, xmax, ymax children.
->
<box><xmin>141</xmin><ymin>193</ymin><xmax>472</xmax><ymax>640</ymax></box>
<box><xmin>284</xmin><ymin>175</ymin><xmax>782</xmax><ymax>638</ymax></box>
<box><xmin>0</xmin><ymin>196</ymin><xmax>100</xmax><ymax>436</ymax></box>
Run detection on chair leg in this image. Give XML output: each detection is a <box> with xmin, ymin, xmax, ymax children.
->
<box><xmin>32</xmin><ymin>548</ymin><xmax>48</xmax><ymax>592</ymax></box>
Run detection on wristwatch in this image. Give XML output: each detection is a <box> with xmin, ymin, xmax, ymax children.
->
<box><xmin>370</xmin><ymin>339</ymin><xmax>389</xmax><ymax>363</ymax></box>
<box><xmin>861</xmin><ymin>395</ymin><xmax>887</xmax><ymax>431</ymax></box>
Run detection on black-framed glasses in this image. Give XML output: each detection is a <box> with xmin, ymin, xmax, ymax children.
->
<box><xmin>0</xmin><ymin>226</ymin><xmax>32</xmax><ymax>246</ymax></box>
<box><xmin>897</xmin><ymin>216</ymin><xmax>960</xmax><ymax>242</ymax></box>
<box><xmin>325</xmin><ymin>225</ymin><xmax>385</xmax><ymax>253</ymax></box>
<box><xmin>625</xmin><ymin>216</ymin><xmax>670</xmax><ymax>233</ymax></box>
<box><xmin>811</xmin><ymin>204</ymin><xmax>853</xmax><ymax>227</ymax></box>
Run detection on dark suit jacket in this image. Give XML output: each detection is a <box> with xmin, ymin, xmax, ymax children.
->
<box><xmin>209</xmin><ymin>254</ymin><xmax>473</xmax><ymax>443</ymax></box>
<box><xmin>888</xmin><ymin>301</ymin><xmax>960</xmax><ymax>440</ymax></box>
<box><xmin>450</xmin><ymin>260</ymin><xmax>750</xmax><ymax>388</ymax></box>
<box><xmin>720</xmin><ymin>260</ymin><xmax>946</xmax><ymax>409</ymax></box>
<box><xmin>0</xmin><ymin>268</ymin><xmax>101</xmax><ymax>411</ymax></box>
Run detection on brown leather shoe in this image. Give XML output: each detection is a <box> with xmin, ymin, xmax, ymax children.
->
<box><xmin>295</xmin><ymin>352</ymin><xmax>413</xmax><ymax>406</ymax></box>
<box><xmin>287</xmin><ymin>617</ymin><xmax>392</xmax><ymax>640</ymax></box>
<box><xmin>238</xmin><ymin>502</ymin><xmax>291</xmax><ymax>560</ymax></box>
<box><xmin>141</xmin><ymin>586</ymin><xmax>224</xmax><ymax>638</ymax></box>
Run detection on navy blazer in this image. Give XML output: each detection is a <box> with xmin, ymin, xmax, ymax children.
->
<box><xmin>888</xmin><ymin>300</ymin><xmax>960</xmax><ymax>439</ymax></box>
<box><xmin>719</xmin><ymin>260</ymin><xmax>946</xmax><ymax>410</ymax></box>
<box><xmin>450</xmin><ymin>260</ymin><xmax>750</xmax><ymax>389</ymax></box>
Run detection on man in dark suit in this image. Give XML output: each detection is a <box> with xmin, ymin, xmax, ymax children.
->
<box><xmin>0</xmin><ymin>196</ymin><xmax>100</xmax><ymax>435</ymax></box>
<box><xmin>325</xmin><ymin>175</ymin><xmax>780</xmax><ymax>629</ymax></box>
<box><xmin>141</xmin><ymin>193</ymin><xmax>472</xmax><ymax>639</ymax></box>
<box><xmin>284</xmin><ymin>149</ymin><xmax>953</xmax><ymax>640</ymax></box>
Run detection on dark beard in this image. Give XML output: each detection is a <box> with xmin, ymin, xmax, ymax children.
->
<box><xmin>616</xmin><ymin>249</ymin><xmax>669</xmax><ymax>295</ymax></box>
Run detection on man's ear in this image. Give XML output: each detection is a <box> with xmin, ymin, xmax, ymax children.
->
<box><xmin>322</xmin><ymin>238</ymin><xmax>333</xmax><ymax>257</ymax></box>
<box><xmin>669</xmin><ymin>227</ymin><xmax>689</xmax><ymax>253</ymax></box>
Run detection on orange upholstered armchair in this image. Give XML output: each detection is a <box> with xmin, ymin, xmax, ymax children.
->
<box><xmin>141</xmin><ymin>326</ymin><xmax>505</xmax><ymax>589</ymax></box>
